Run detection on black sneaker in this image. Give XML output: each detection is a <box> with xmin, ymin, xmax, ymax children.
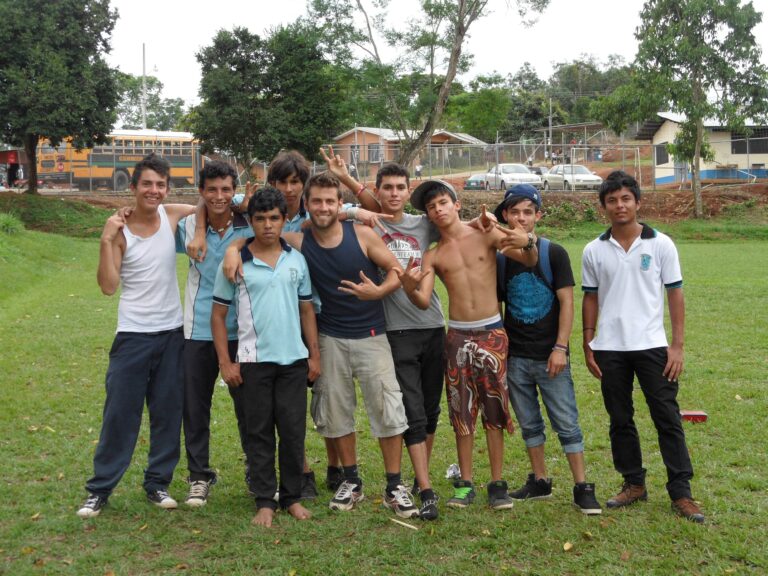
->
<box><xmin>446</xmin><ymin>480</ymin><xmax>476</xmax><ymax>508</ymax></box>
<box><xmin>509</xmin><ymin>473</ymin><xmax>553</xmax><ymax>500</ymax></box>
<box><xmin>326</xmin><ymin>467</ymin><xmax>344</xmax><ymax>491</ymax></box>
<box><xmin>487</xmin><ymin>480</ymin><xmax>515</xmax><ymax>510</ymax></box>
<box><xmin>573</xmin><ymin>483</ymin><xmax>602</xmax><ymax>515</ymax></box>
<box><xmin>77</xmin><ymin>493</ymin><xmax>107</xmax><ymax>518</ymax></box>
<box><xmin>418</xmin><ymin>491</ymin><xmax>439</xmax><ymax>521</ymax></box>
<box><xmin>146</xmin><ymin>489</ymin><xmax>178</xmax><ymax>509</ymax></box>
<box><xmin>301</xmin><ymin>471</ymin><xmax>319</xmax><ymax>500</ymax></box>
<box><xmin>329</xmin><ymin>480</ymin><xmax>364</xmax><ymax>511</ymax></box>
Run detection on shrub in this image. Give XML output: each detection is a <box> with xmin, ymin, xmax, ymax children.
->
<box><xmin>0</xmin><ymin>212</ymin><xmax>24</xmax><ymax>235</ymax></box>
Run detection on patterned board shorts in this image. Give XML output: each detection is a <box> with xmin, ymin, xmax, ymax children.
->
<box><xmin>445</xmin><ymin>327</ymin><xmax>515</xmax><ymax>436</ymax></box>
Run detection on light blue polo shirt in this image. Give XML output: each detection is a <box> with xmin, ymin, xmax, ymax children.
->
<box><xmin>176</xmin><ymin>212</ymin><xmax>254</xmax><ymax>341</ymax></box>
<box><xmin>213</xmin><ymin>238</ymin><xmax>313</xmax><ymax>365</ymax></box>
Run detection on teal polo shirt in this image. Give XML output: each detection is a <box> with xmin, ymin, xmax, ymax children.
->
<box><xmin>213</xmin><ymin>238</ymin><xmax>313</xmax><ymax>365</ymax></box>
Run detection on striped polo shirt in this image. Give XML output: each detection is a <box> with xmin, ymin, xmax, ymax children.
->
<box><xmin>176</xmin><ymin>212</ymin><xmax>254</xmax><ymax>340</ymax></box>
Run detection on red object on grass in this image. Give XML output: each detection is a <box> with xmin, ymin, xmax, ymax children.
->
<box><xmin>680</xmin><ymin>410</ymin><xmax>708</xmax><ymax>423</ymax></box>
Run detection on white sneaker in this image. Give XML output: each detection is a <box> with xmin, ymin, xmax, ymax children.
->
<box><xmin>329</xmin><ymin>480</ymin><xmax>364</xmax><ymax>511</ymax></box>
<box><xmin>383</xmin><ymin>485</ymin><xmax>419</xmax><ymax>518</ymax></box>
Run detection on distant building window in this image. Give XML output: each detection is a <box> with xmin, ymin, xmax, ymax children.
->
<box><xmin>655</xmin><ymin>142</ymin><xmax>669</xmax><ymax>165</ymax></box>
<box><xmin>368</xmin><ymin>143</ymin><xmax>381</xmax><ymax>163</ymax></box>
<box><xmin>732</xmin><ymin>128</ymin><xmax>768</xmax><ymax>154</ymax></box>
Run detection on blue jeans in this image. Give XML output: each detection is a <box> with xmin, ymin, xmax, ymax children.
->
<box><xmin>506</xmin><ymin>356</ymin><xmax>584</xmax><ymax>453</ymax></box>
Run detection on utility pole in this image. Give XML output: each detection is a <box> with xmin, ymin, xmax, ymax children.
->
<box><xmin>141</xmin><ymin>43</ymin><xmax>148</xmax><ymax>130</ymax></box>
<box><xmin>548</xmin><ymin>97</ymin><xmax>553</xmax><ymax>163</ymax></box>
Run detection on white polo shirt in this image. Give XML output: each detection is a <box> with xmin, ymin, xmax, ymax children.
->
<box><xmin>581</xmin><ymin>224</ymin><xmax>683</xmax><ymax>352</ymax></box>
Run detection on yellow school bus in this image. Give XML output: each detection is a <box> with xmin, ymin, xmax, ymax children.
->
<box><xmin>36</xmin><ymin>129</ymin><xmax>202</xmax><ymax>191</ymax></box>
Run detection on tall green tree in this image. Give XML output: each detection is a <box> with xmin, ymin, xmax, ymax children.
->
<box><xmin>192</xmin><ymin>24</ymin><xmax>344</xmax><ymax>168</ymax></box>
<box><xmin>443</xmin><ymin>75</ymin><xmax>510</xmax><ymax>142</ymax></box>
<box><xmin>116</xmin><ymin>73</ymin><xmax>186</xmax><ymax>131</ymax></box>
<box><xmin>593</xmin><ymin>0</ymin><xmax>768</xmax><ymax>217</ymax></box>
<box><xmin>0</xmin><ymin>0</ymin><xmax>120</xmax><ymax>194</ymax></box>
<box><xmin>307</xmin><ymin>0</ymin><xmax>551</xmax><ymax>165</ymax></box>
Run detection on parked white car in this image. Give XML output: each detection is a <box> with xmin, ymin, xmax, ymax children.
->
<box><xmin>543</xmin><ymin>164</ymin><xmax>603</xmax><ymax>191</ymax></box>
<box><xmin>485</xmin><ymin>163</ymin><xmax>542</xmax><ymax>190</ymax></box>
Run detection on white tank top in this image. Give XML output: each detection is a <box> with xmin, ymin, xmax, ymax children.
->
<box><xmin>117</xmin><ymin>205</ymin><xmax>183</xmax><ymax>333</ymax></box>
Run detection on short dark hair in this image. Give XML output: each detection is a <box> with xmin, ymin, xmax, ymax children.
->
<box><xmin>304</xmin><ymin>171</ymin><xmax>342</xmax><ymax>200</ymax></box>
<box><xmin>375</xmin><ymin>162</ymin><xmax>410</xmax><ymax>189</ymax></box>
<box><xmin>199</xmin><ymin>160</ymin><xmax>238</xmax><ymax>190</ymax></box>
<box><xmin>132</xmin><ymin>153</ymin><xmax>171</xmax><ymax>186</ymax></box>
<box><xmin>267</xmin><ymin>150</ymin><xmax>310</xmax><ymax>185</ymax></box>
<box><xmin>248</xmin><ymin>186</ymin><xmax>287</xmax><ymax>218</ymax></box>
<box><xmin>422</xmin><ymin>184</ymin><xmax>455</xmax><ymax>208</ymax></box>
<box><xmin>599</xmin><ymin>170</ymin><xmax>640</xmax><ymax>206</ymax></box>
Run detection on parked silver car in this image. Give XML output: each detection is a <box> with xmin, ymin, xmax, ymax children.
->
<box><xmin>543</xmin><ymin>164</ymin><xmax>602</xmax><ymax>191</ymax></box>
<box><xmin>485</xmin><ymin>163</ymin><xmax>542</xmax><ymax>190</ymax></box>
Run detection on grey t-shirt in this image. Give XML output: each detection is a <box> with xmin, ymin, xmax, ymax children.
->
<box><xmin>377</xmin><ymin>213</ymin><xmax>445</xmax><ymax>331</ymax></box>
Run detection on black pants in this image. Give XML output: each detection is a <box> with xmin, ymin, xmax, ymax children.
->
<box><xmin>183</xmin><ymin>340</ymin><xmax>247</xmax><ymax>482</ymax></box>
<box><xmin>387</xmin><ymin>327</ymin><xmax>445</xmax><ymax>446</ymax></box>
<box><xmin>595</xmin><ymin>348</ymin><xmax>694</xmax><ymax>500</ymax></box>
<box><xmin>241</xmin><ymin>360</ymin><xmax>308</xmax><ymax>510</ymax></box>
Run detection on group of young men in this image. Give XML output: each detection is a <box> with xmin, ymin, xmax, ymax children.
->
<box><xmin>76</xmin><ymin>149</ymin><xmax>704</xmax><ymax>525</ymax></box>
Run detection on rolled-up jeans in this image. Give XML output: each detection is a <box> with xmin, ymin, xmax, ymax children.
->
<box><xmin>506</xmin><ymin>355</ymin><xmax>584</xmax><ymax>453</ymax></box>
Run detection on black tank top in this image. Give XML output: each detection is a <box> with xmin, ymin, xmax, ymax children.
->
<box><xmin>302</xmin><ymin>221</ymin><xmax>387</xmax><ymax>338</ymax></box>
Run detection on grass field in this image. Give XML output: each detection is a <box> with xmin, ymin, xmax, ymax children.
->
<box><xmin>1</xmin><ymin>204</ymin><xmax>767</xmax><ymax>575</ymax></box>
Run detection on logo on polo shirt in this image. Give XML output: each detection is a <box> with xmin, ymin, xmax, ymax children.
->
<box><xmin>290</xmin><ymin>268</ymin><xmax>299</xmax><ymax>284</ymax></box>
<box><xmin>641</xmin><ymin>254</ymin><xmax>652</xmax><ymax>271</ymax></box>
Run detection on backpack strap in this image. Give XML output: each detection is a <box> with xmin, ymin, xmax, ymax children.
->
<box><xmin>537</xmin><ymin>237</ymin><xmax>553</xmax><ymax>288</ymax></box>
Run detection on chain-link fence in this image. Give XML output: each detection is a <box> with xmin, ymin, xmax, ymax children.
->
<box><xmin>326</xmin><ymin>141</ymin><xmax>648</xmax><ymax>183</ymax></box>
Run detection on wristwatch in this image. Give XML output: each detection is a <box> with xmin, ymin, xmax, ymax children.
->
<box><xmin>523</xmin><ymin>232</ymin><xmax>535</xmax><ymax>251</ymax></box>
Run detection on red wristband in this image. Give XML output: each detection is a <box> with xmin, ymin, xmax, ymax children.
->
<box><xmin>355</xmin><ymin>184</ymin><xmax>365</xmax><ymax>197</ymax></box>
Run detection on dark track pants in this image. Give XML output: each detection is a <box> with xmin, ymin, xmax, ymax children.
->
<box><xmin>86</xmin><ymin>329</ymin><xmax>184</xmax><ymax>496</ymax></box>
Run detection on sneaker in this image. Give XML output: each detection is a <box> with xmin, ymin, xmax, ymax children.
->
<box><xmin>446</xmin><ymin>480</ymin><xmax>476</xmax><ymax>508</ymax></box>
<box><xmin>383</xmin><ymin>485</ymin><xmax>419</xmax><ymax>519</ymax></box>
<box><xmin>185</xmin><ymin>479</ymin><xmax>213</xmax><ymax>507</ymax></box>
<box><xmin>671</xmin><ymin>497</ymin><xmax>705</xmax><ymax>523</ymax></box>
<box><xmin>418</xmin><ymin>491</ymin><xmax>440</xmax><ymax>521</ymax></box>
<box><xmin>573</xmin><ymin>483</ymin><xmax>602</xmax><ymax>515</ymax></box>
<box><xmin>329</xmin><ymin>480</ymin><xmax>364</xmax><ymax>511</ymax></box>
<box><xmin>509</xmin><ymin>473</ymin><xmax>553</xmax><ymax>500</ymax></box>
<box><xmin>147</xmin><ymin>489</ymin><xmax>178</xmax><ymax>509</ymax></box>
<box><xmin>301</xmin><ymin>471</ymin><xmax>319</xmax><ymax>500</ymax></box>
<box><xmin>326</xmin><ymin>467</ymin><xmax>344</xmax><ymax>492</ymax></box>
<box><xmin>77</xmin><ymin>493</ymin><xmax>107</xmax><ymax>518</ymax></box>
<box><xmin>606</xmin><ymin>482</ymin><xmax>647</xmax><ymax>509</ymax></box>
<box><xmin>487</xmin><ymin>480</ymin><xmax>515</xmax><ymax>510</ymax></box>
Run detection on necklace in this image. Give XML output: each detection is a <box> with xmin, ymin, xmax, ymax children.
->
<box><xmin>214</xmin><ymin>212</ymin><xmax>233</xmax><ymax>233</ymax></box>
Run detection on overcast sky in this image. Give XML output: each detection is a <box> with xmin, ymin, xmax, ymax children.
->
<box><xmin>106</xmin><ymin>0</ymin><xmax>768</xmax><ymax>105</ymax></box>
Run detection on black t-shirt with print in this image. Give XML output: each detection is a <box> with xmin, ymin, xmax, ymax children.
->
<box><xmin>497</xmin><ymin>239</ymin><xmax>575</xmax><ymax>361</ymax></box>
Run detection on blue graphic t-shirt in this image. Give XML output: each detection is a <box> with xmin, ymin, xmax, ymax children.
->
<box><xmin>497</xmin><ymin>239</ymin><xmax>575</xmax><ymax>360</ymax></box>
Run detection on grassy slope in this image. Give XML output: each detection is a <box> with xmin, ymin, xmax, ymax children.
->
<box><xmin>0</xmin><ymin>213</ymin><xmax>767</xmax><ymax>574</ymax></box>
